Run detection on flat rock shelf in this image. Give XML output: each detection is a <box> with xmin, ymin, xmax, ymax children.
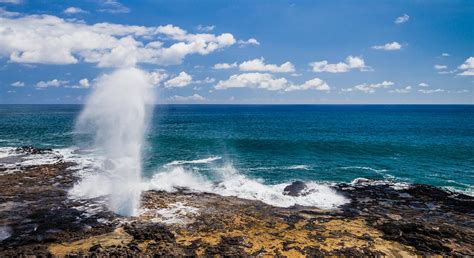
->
<box><xmin>0</xmin><ymin>148</ymin><xmax>473</xmax><ymax>256</ymax></box>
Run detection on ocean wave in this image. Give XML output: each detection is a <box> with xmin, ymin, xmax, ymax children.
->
<box><xmin>147</xmin><ymin>164</ymin><xmax>348</xmax><ymax>209</ymax></box>
<box><xmin>164</xmin><ymin>156</ymin><xmax>222</xmax><ymax>167</ymax></box>
<box><xmin>247</xmin><ymin>164</ymin><xmax>312</xmax><ymax>171</ymax></box>
<box><xmin>340</xmin><ymin>166</ymin><xmax>388</xmax><ymax>174</ymax></box>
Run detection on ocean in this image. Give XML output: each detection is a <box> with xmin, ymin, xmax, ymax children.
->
<box><xmin>0</xmin><ymin>104</ymin><xmax>473</xmax><ymax>199</ymax></box>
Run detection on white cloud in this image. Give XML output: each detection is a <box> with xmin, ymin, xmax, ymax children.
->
<box><xmin>238</xmin><ymin>38</ymin><xmax>260</xmax><ymax>47</ymax></box>
<box><xmin>343</xmin><ymin>81</ymin><xmax>394</xmax><ymax>94</ymax></box>
<box><xmin>164</xmin><ymin>72</ymin><xmax>192</xmax><ymax>88</ymax></box>
<box><xmin>64</xmin><ymin>7</ymin><xmax>87</xmax><ymax>14</ymax></box>
<box><xmin>0</xmin><ymin>14</ymin><xmax>236</xmax><ymax>67</ymax></box>
<box><xmin>239</xmin><ymin>57</ymin><xmax>295</xmax><ymax>73</ymax></box>
<box><xmin>67</xmin><ymin>78</ymin><xmax>90</xmax><ymax>89</ymax></box>
<box><xmin>372</xmin><ymin>42</ymin><xmax>402</xmax><ymax>51</ymax></box>
<box><xmin>309</xmin><ymin>56</ymin><xmax>370</xmax><ymax>73</ymax></box>
<box><xmin>35</xmin><ymin>79</ymin><xmax>68</xmax><ymax>89</ymax></box>
<box><xmin>169</xmin><ymin>94</ymin><xmax>206</xmax><ymax>102</ymax></box>
<box><xmin>99</xmin><ymin>0</ymin><xmax>130</xmax><ymax>13</ymax></box>
<box><xmin>215</xmin><ymin>72</ymin><xmax>329</xmax><ymax>92</ymax></box>
<box><xmin>441</xmin><ymin>53</ymin><xmax>450</xmax><ymax>57</ymax></box>
<box><xmin>418</xmin><ymin>82</ymin><xmax>429</xmax><ymax>87</ymax></box>
<box><xmin>213</xmin><ymin>62</ymin><xmax>237</xmax><ymax>69</ymax></box>
<box><xmin>215</xmin><ymin>73</ymin><xmax>288</xmax><ymax>91</ymax></box>
<box><xmin>285</xmin><ymin>78</ymin><xmax>330</xmax><ymax>92</ymax></box>
<box><xmin>395</xmin><ymin>14</ymin><xmax>410</xmax><ymax>24</ymax></box>
<box><xmin>434</xmin><ymin>64</ymin><xmax>447</xmax><ymax>70</ymax></box>
<box><xmin>390</xmin><ymin>86</ymin><xmax>412</xmax><ymax>93</ymax></box>
<box><xmin>0</xmin><ymin>0</ymin><xmax>21</xmax><ymax>4</ymax></box>
<box><xmin>79</xmin><ymin>78</ymin><xmax>90</xmax><ymax>88</ymax></box>
<box><xmin>197</xmin><ymin>25</ymin><xmax>215</xmax><ymax>32</ymax></box>
<box><xmin>0</xmin><ymin>7</ymin><xmax>20</xmax><ymax>17</ymax></box>
<box><xmin>148</xmin><ymin>70</ymin><xmax>169</xmax><ymax>86</ymax></box>
<box><xmin>11</xmin><ymin>81</ymin><xmax>24</xmax><ymax>87</ymax></box>
<box><xmin>419</xmin><ymin>89</ymin><xmax>444</xmax><ymax>94</ymax></box>
<box><xmin>457</xmin><ymin>57</ymin><xmax>474</xmax><ymax>76</ymax></box>
<box><xmin>438</xmin><ymin>70</ymin><xmax>456</xmax><ymax>74</ymax></box>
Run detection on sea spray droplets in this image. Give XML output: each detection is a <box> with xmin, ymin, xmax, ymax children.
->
<box><xmin>71</xmin><ymin>68</ymin><xmax>155</xmax><ymax>216</ymax></box>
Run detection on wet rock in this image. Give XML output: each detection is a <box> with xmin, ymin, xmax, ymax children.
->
<box><xmin>15</xmin><ymin>146</ymin><xmax>52</xmax><ymax>155</ymax></box>
<box><xmin>283</xmin><ymin>181</ymin><xmax>307</xmax><ymax>196</ymax></box>
<box><xmin>1</xmin><ymin>156</ymin><xmax>473</xmax><ymax>256</ymax></box>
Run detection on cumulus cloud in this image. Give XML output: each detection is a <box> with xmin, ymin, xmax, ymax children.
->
<box><xmin>441</xmin><ymin>53</ymin><xmax>450</xmax><ymax>57</ymax></box>
<box><xmin>390</xmin><ymin>86</ymin><xmax>412</xmax><ymax>93</ymax></box>
<box><xmin>0</xmin><ymin>14</ymin><xmax>236</xmax><ymax>67</ymax></box>
<box><xmin>285</xmin><ymin>78</ymin><xmax>330</xmax><ymax>92</ymax></box>
<box><xmin>395</xmin><ymin>14</ymin><xmax>410</xmax><ymax>24</ymax></box>
<box><xmin>147</xmin><ymin>70</ymin><xmax>169</xmax><ymax>86</ymax></box>
<box><xmin>168</xmin><ymin>94</ymin><xmax>206</xmax><ymax>102</ymax></box>
<box><xmin>215</xmin><ymin>73</ymin><xmax>288</xmax><ymax>91</ymax></box>
<box><xmin>419</xmin><ymin>89</ymin><xmax>444</xmax><ymax>94</ymax></box>
<box><xmin>215</xmin><ymin>72</ymin><xmax>329</xmax><ymax>92</ymax></box>
<box><xmin>164</xmin><ymin>72</ymin><xmax>193</xmax><ymax>88</ymax></box>
<box><xmin>238</xmin><ymin>38</ymin><xmax>260</xmax><ymax>47</ymax></box>
<box><xmin>434</xmin><ymin>64</ymin><xmax>447</xmax><ymax>70</ymax></box>
<box><xmin>67</xmin><ymin>78</ymin><xmax>90</xmax><ymax>89</ymax></box>
<box><xmin>309</xmin><ymin>56</ymin><xmax>371</xmax><ymax>73</ymax></box>
<box><xmin>79</xmin><ymin>78</ymin><xmax>90</xmax><ymax>88</ymax></box>
<box><xmin>0</xmin><ymin>7</ymin><xmax>20</xmax><ymax>17</ymax></box>
<box><xmin>457</xmin><ymin>57</ymin><xmax>474</xmax><ymax>76</ymax></box>
<box><xmin>197</xmin><ymin>25</ymin><xmax>215</xmax><ymax>32</ymax></box>
<box><xmin>35</xmin><ymin>79</ymin><xmax>68</xmax><ymax>89</ymax></box>
<box><xmin>11</xmin><ymin>81</ymin><xmax>25</xmax><ymax>87</ymax></box>
<box><xmin>343</xmin><ymin>81</ymin><xmax>394</xmax><ymax>94</ymax></box>
<box><xmin>418</xmin><ymin>82</ymin><xmax>429</xmax><ymax>87</ymax></box>
<box><xmin>372</xmin><ymin>42</ymin><xmax>402</xmax><ymax>51</ymax></box>
<box><xmin>239</xmin><ymin>57</ymin><xmax>295</xmax><ymax>73</ymax></box>
<box><xmin>213</xmin><ymin>62</ymin><xmax>237</xmax><ymax>69</ymax></box>
<box><xmin>64</xmin><ymin>7</ymin><xmax>87</xmax><ymax>14</ymax></box>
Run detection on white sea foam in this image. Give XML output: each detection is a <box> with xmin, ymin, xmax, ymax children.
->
<box><xmin>341</xmin><ymin>166</ymin><xmax>388</xmax><ymax>174</ymax></box>
<box><xmin>164</xmin><ymin>156</ymin><xmax>222</xmax><ymax>167</ymax></box>
<box><xmin>0</xmin><ymin>147</ymin><xmax>63</xmax><ymax>174</ymax></box>
<box><xmin>148</xmin><ymin>164</ymin><xmax>348</xmax><ymax>209</ymax></box>
<box><xmin>139</xmin><ymin>202</ymin><xmax>199</xmax><ymax>224</ymax></box>
<box><xmin>286</xmin><ymin>165</ymin><xmax>311</xmax><ymax>170</ymax></box>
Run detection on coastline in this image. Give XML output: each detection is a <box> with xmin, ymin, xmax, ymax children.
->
<box><xmin>0</xmin><ymin>147</ymin><xmax>473</xmax><ymax>256</ymax></box>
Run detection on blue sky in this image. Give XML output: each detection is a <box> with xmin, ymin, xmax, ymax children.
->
<box><xmin>0</xmin><ymin>0</ymin><xmax>473</xmax><ymax>104</ymax></box>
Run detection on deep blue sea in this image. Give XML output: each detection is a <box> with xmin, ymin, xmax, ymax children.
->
<box><xmin>1</xmin><ymin>104</ymin><xmax>473</xmax><ymax>195</ymax></box>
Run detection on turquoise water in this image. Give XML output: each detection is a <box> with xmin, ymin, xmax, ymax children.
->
<box><xmin>0</xmin><ymin>104</ymin><xmax>473</xmax><ymax>194</ymax></box>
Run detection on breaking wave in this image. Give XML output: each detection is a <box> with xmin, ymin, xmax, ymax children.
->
<box><xmin>147</xmin><ymin>163</ymin><xmax>348</xmax><ymax>209</ymax></box>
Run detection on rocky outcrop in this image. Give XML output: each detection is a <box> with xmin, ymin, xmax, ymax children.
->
<box><xmin>283</xmin><ymin>180</ymin><xmax>307</xmax><ymax>196</ymax></box>
<box><xmin>0</xmin><ymin>156</ymin><xmax>472</xmax><ymax>256</ymax></box>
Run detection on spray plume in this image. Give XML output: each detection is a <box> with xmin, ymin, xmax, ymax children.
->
<box><xmin>72</xmin><ymin>67</ymin><xmax>154</xmax><ymax>216</ymax></box>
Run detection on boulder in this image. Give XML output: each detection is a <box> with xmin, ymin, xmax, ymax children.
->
<box><xmin>283</xmin><ymin>181</ymin><xmax>307</xmax><ymax>197</ymax></box>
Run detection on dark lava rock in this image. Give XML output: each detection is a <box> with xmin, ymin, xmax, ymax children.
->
<box><xmin>15</xmin><ymin>146</ymin><xmax>52</xmax><ymax>155</ymax></box>
<box><xmin>378</xmin><ymin>222</ymin><xmax>452</xmax><ymax>254</ymax></box>
<box><xmin>124</xmin><ymin>222</ymin><xmax>175</xmax><ymax>242</ymax></box>
<box><xmin>89</xmin><ymin>244</ymin><xmax>103</xmax><ymax>252</ymax></box>
<box><xmin>283</xmin><ymin>181</ymin><xmax>307</xmax><ymax>196</ymax></box>
<box><xmin>204</xmin><ymin>236</ymin><xmax>249</xmax><ymax>256</ymax></box>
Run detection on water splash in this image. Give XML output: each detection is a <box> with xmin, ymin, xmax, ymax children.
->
<box><xmin>71</xmin><ymin>68</ymin><xmax>154</xmax><ymax>216</ymax></box>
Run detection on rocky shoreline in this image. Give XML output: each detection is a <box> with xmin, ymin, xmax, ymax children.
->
<box><xmin>0</xmin><ymin>147</ymin><xmax>473</xmax><ymax>256</ymax></box>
